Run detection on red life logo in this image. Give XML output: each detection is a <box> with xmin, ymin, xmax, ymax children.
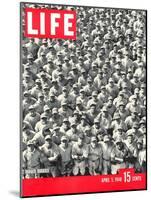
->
<box><xmin>24</xmin><ymin>8</ymin><xmax>76</xmax><ymax>39</ymax></box>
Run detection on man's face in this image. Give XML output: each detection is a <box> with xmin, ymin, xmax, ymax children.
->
<box><xmin>77</xmin><ymin>103</ymin><xmax>82</xmax><ymax>110</ymax></box>
<box><xmin>88</xmin><ymin>81</ymin><xmax>92</xmax><ymax>86</ymax></box>
<box><xmin>61</xmin><ymin>140</ymin><xmax>68</xmax><ymax>147</ymax></box>
<box><xmin>28</xmin><ymin>58</ymin><xmax>33</xmax><ymax>64</ymax></box>
<box><xmin>109</xmin><ymin>81</ymin><xmax>114</xmax><ymax>87</ymax></box>
<box><xmin>24</xmin><ymin>76</ymin><xmax>30</xmax><ymax>82</ymax></box>
<box><xmin>127</xmin><ymin>71</ymin><xmax>132</xmax><ymax>78</ymax></box>
<box><xmin>24</xmin><ymin>129</ymin><xmax>30</xmax><ymax>135</ymax></box>
<box><xmin>117</xmin><ymin>142</ymin><xmax>123</xmax><ymax>150</ymax></box>
<box><xmin>43</xmin><ymin>88</ymin><xmax>49</xmax><ymax>94</ymax></box>
<box><xmin>94</xmin><ymin>122</ymin><xmax>100</xmax><ymax>129</ymax></box>
<box><xmin>64</xmin><ymin>45</ymin><xmax>68</xmax><ymax>50</ymax></box>
<box><xmin>57</xmin><ymin>55</ymin><xmax>62</xmax><ymax>60</ymax></box>
<box><xmin>137</xmin><ymin>143</ymin><xmax>143</xmax><ymax>150</ymax></box>
<box><xmin>73</xmin><ymin>87</ymin><xmax>78</xmax><ymax>94</ymax></box>
<box><xmin>39</xmin><ymin>96</ymin><xmax>44</xmax><ymax>102</ymax></box>
<box><xmin>127</xmin><ymin>136</ymin><xmax>133</xmax><ymax>143</ymax></box>
<box><xmin>53</xmin><ymin>113</ymin><xmax>58</xmax><ymax>118</ymax></box>
<box><xmin>46</xmin><ymin>139</ymin><xmax>53</xmax><ymax>147</ymax></box>
<box><xmin>41</xmin><ymin>117</ymin><xmax>47</xmax><ymax>123</ymax></box>
<box><xmin>102</xmin><ymin>110</ymin><xmax>107</xmax><ymax>116</ymax></box>
<box><xmin>63</xmin><ymin>90</ymin><xmax>68</xmax><ymax>96</ymax></box>
<box><xmin>73</xmin><ymin>114</ymin><xmax>78</xmax><ymax>119</ymax></box>
<box><xmin>58</xmin><ymin>39</ymin><xmax>62</xmax><ymax>45</ymax></box>
<box><xmin>57</xmin><ymin>65</ymin><xmax>62</xmax><ymax>71</ymax></box>
<box><xmin>30</xmin><ymin>39</ymin><xmax>34</xmax><ymax>43</ymax></box>
<box><xmin>50</xmin><ymin>95</ymin><xmax>55</xmax><ymax>102</ymax></box>
<box><xmin>137</xmin><ymin>56</ymin><xmax>142</xmax><ymax>61</ymax></box>
<box><xmin>58</xmin><ymin>75</ymin><xmax>63</xmax><ymax>81</ymax></box>
<box><xmin>91</xmin><ymin>140</ymin><xmax>97</xmax><ymax>147</ymax></box>
<box><xmin>27</xmin><ymin>144</ymin><xmax>34</xmax><ymax>151</ymax></box>
<box><xmin>137</xmin><ymin>37</ymin><xmax>142</xmax><ymax>42</ymax></box>
<box><xmin>43</xmin><ymin>42</ymin><xmax>47</xmax><ymax>46</ymax></box>
<box><xmin>133</xmin><ymin>126</ymin><xmax>138</xmax><ymax>132</ymax></box>
<box><xmin>71</xmin><ymin>125</ymin><xmax>76</xmax><ymax>132</ymax></box>
<box><xmin>116</xmin><ymin>68</ymin><xmax>120</xmax><ymax>74</ymax></box>
<box><xmin>45</xmin><ymin>109</ymin><xmax>50</xmax><ymax>115</ymax></box>
<box><xmin>108</xmin><ymin>99</ymin><xmax>113</xmax><ymax>106</ymax></box>
<box><xmin>132</xmin><ymin>98</ymin><xmax>137</xmax><ymax>105</ymax></box>
<box><xmin>92</xmin><ymin>95</ymin><xmax>97</xmax><ymax>100</ymax></box>
<box><xmin>112</xmin><ymin>57</ymin><xmax>116</xmax><ymax>62</ymax></box>
<box><xmin>73</xmin><ymin>69</ymin><xmax>78</xmax><ymax>74</ymax></box>
<box><xmin>65</xmin><ymin>59</ymin><xmax>69</xmax><ymax>64</ymax></box>
<box><xmin>104</xmin><ymin>42</ymin><xmax>109</xmax><ymax>48</ymax></box>
<box><xmin>41</xmin><ymin>55</ymin><xmax>46</xmax><ymax>60</ymax></box>
<box><xmin>113</xmin><ymin>46</ymin><xmax>117</xmax><ymax>51</ymax></box>
<box><xmin>62</xmin><ymin>105</ymin><xmax>67</xmax><ymax>110</ymax></box>
<box><xmin>119</xmin><ymin>105</ymin><xmax>124</xmax><ymax>111</ymax></box>
<box><xmin>36</xmin><ymin>83</ymin><xmax>41</xmax><ymax>88</ymax></box>
<box><xmin>24</xmin><ymin>94</ymin><xmax>30</xmax><ymax>100</ymax></box>
<box><xmin>80</xmin><ymin>92</ymin><xmax>85</xmax><ymax>98</ymax></box>
<box><xmin>63</xmin><ymin>122</ymin><xmax>69</xmax><ymax>130</ymax></box>
<box><xmin>122</xmin><ymin>74</ymin><xmax>126</xmax><ymax>79</ymax></box>
<box><xmin>102</xmin><ymin>88</ymin><xmax>106</xmax><ymax>93</ymax></box>
<box><xmin>78</xmin><ymin>138</ymin><xmax>84</xmax><ymax>146</ymax></box>
<box><xmin>81</xmin><ymin>119</ymin><xmax>86</xmax><ymax>125</ymax></box>
<box><xmin>131</xmin><ymin>112</ymin><xmax>137</xmax><ymax>119</ymax></box>
<box><xmin>29</xmin><ymin>109</ymin><xmax>35</xmax><ymax>116</ymax></box>
<box><xmin>90</xmin><ymin>106</ymin><xmax>95</xmax><ymax>112</ymax></box>
<box><xmin>98</xmin><ymin>72</ymin><xmax>103</xmax><ymax>78</ymax></box>
<box><xmin>43</xmin><ymin>129</ymin><xmax>50</xmax><ymax>137</ymax></box>
<box><xmin>118</xmin><ymin>129</ymin><xmax>123</xmax><ymax>135</ymax></box>
<box><xmin>79</xmin><ymin>59</ymin><xmax>83</xmax><ymax>64</ymax></box>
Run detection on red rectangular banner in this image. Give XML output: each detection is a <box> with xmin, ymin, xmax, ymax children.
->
<box><xmin>21</xmin><ymin>169</ymin><xmax>146</xmax><ymax>197</ymax></box>
<box><xmin>24</xmin><ymin>8</ymin><xmax>76</xmax><ymax>39</ymax></box>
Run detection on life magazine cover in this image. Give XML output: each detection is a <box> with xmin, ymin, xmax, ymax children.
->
<box><xmin>20</xmin><ymin>2</ymin><xmax>147</xmax><ymax>197</ymax></box>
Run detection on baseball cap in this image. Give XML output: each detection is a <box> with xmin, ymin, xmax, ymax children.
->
<box><xmin>38</xmin><ymin>93</ymin><xmax>44</xmax><ymax>98</ymax></box>
<box><xmin>28</xmin><ymin>105</ymin><xmax>35</xmax><ymax>110</ymax></box>
<box><xmin>76</xmin><ymin>99</ymin><xmax>82</xmax><ymax>105</ymax></box>
<box><xmin>94</xmin><ymin>118</ymin><xmax>100</xmax><ymax>124</ymax></box>
<box><xmin>40</xmin><ymin>52</ymin><xmax>46</xmax><ymax>56</ymax></box>
<box><xmin>52</xmin><ymin>108</ymin><xmax>58</xmax><ymax>114</ymax></box>
<box><xmin>109</xmin><ymin>78</ymin><xmax>114</xmax><ymax>83</ymax></box>
<box><xmin>137</xmin><ymin>138</ymin><xmax>143</xmax><ymax>144</ymax></box>
<box><xmin>113</xmin><ymin>113</ymin><xmax>120</xmax><ymax>120</ymax></box>
<box><xmin>44</xmin><ymin>105</ymin><xmax>50</xmax><ymax>112</ymax></box>
<box><xmin>23</xmin><ymin>91</ymin><xmax>30</xmax><ymax>96</ymax></box>
<box><xmin>133</xmin><ymin>122</ymin><xmax>139</xmax><ymax>129</ymax></box>
<box><xmin>102</xmin><ymin>106</ymin><xmax>108</xmax><ymax>112</ymax></box>
<box><xmin>61</xmin><ymin>136</ymin><xmax>68</xmax><ymax>141</ymax></box>
<box><xmin>27</xmin><ymin>140</ymin><xmax>34</xmax><ymax>146</ymax></box>
<box><xmin>92</xmin><ymin>91</ymin><xmax>98</xmax><ymax>97</ymax></box>
<box><xmin>61</xmin><ymin>100</ymin><xmax>68</xmax><ymax>106</ymax></box>
<box><xmin>27</xmin><ymin>54</ymin><xmax>34</xmax><ymax>59</ymax></box>
<box><xmin>71</xmin><ymin>121</ymin><xmax>76</xmax><ymax>127</ymax></box>
<box><xmin>91</xmin><ymin>136</ymin><xmax>97</xmax><ymax>142</ymax></box>
<box><xmin>41</xmin><ymin>113</ymin><xmax>48</xmax><ymax>119</ymax></box>
<box><xmin>42</xmin><ymin>39</ymin><xmax>47</xmax><ymax>44</ymax></box>
<box><xmin>103</xmin><ymin>134</ymin><xmax>110</xmax><ymax>142</ymax></box>
<box><xmin>116</xmin><ymin>139</ymin><xmax>123</xmax><ymax>144</ymax></box>
<box><xmin>117</xmin><ymin>125</ymin><xmax>123</xmax><ymax>130</ymax></box>
<box><xmin>79</xmin><ymin>133</ymin><xmax>85</xmax><ymax>139</ymax></box>
<box><xmin>53</xmin><ymin>124</ymin><xmax>60</xmax><ymax>130</ymax></box>
<box><xmin>63</xmin><ymin>118</ymin><xmax>69</xmax><ymax>123</ymax></box>
<box><xmin>45</xmin><ymin>135</ymin><xmax>52</xmax><ymax>141</ymax></box>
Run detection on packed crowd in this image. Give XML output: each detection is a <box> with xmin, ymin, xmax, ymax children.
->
<box><xmin>21</xmin><ymin>4</ymin><xmax>146</xmax><ymax>178</ymax></box>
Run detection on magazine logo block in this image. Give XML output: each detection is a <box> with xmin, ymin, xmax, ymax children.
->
<box><xmin>24</xmin><ymin>8</ymin><xmax>76</xmax><ymax>39</ymax></box>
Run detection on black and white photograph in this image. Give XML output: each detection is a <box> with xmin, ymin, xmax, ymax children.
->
<box><xmin>21</xmin><ymin>3</ymin><xmax>146</xmax><ymax>179</ymax></box>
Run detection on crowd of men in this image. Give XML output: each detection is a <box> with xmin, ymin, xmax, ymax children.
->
<box><xmin>22</xmin><ymin>4</ymin><xmax>146</xmax><ymax>178</ymax></box>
